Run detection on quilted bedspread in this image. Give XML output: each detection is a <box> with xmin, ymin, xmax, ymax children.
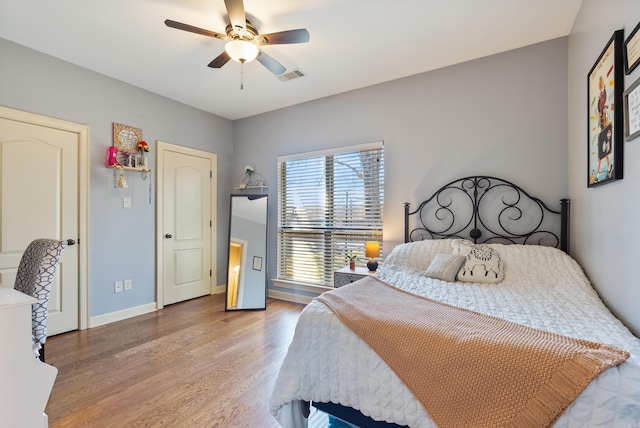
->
<box><xmin>270</xmin><ymin>240</ymin><xmax>640</xmax><ymax>427</ymax></box>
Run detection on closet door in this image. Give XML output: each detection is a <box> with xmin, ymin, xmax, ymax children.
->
<box><xmin>0</xmin><ymin>111</ymin><xmax>84</xmax><ymax>335</ymax></box>
<box><xmin>157</xmin><ymin>141</ymin><xmax>216</xmax><ymax>306</ymax></box>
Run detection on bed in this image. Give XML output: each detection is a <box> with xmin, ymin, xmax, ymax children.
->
<box><xmin>270</xmin><ymin>176</ymin><xmax>640</xmax><ymax>427</ymax></box>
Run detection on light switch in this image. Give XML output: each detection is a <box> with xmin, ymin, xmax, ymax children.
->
<box><xmin>123</xmin><ymin>197</ymin><xmax>131</xmax><ymax>208</ymax></box>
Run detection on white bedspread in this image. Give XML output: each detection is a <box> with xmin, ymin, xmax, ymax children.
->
<box><xmin>270</xmin><ymin>240</ymin><xmax>640</xmax><ymax>427</ymax></box>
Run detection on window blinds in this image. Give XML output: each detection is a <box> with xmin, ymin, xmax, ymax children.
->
<box><xmin>278</xmin><ymin>142</ymin><xmax>384</xmax><ymax>286</ymax></box>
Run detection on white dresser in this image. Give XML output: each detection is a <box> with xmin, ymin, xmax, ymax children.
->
<box><xmin>0</xmin><ymin>285</ymin><xmax>58</xmax><ymax>427</ymax></box>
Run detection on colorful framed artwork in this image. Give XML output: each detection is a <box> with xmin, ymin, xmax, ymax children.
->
<box><xmin>587</xmin><ymin>30</ymin><xmax>624</xmax><ymax>188</ymax></box>
<box><xmin>623</xmin><ymin>20</ymin><xmax>640</xmax><ymax>75</ymax></box>
<box><xmin>113</xmin><ymin>123</ymin><xmax>142</xmax><ymax>153</ymax></box>
<box><xmin>623</xmin><ymin>75</ymin><xmax>640</xmax><ymax>142</ymax></box>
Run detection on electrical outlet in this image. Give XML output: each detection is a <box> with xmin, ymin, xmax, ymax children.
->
<box><xmin>124</xmin><ymin>279</ymin><xmax>132</xmax><ymax>291</ymax></box>
<box><xmin>114</xmin><ymin>281</ymin><xmax>123</xmax><ymax>293</ymax></box>
<box><xmin>123</xmin><ymin>197</ymin><xmax>131</xmax><ymax>208</ymax></box>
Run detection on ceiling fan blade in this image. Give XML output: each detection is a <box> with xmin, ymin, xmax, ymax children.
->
<box><xmin>165</xmin><ymin>19</ymin><xmax>227</xmax><ymax>40</ymax></box>
<box><xmin>257</xmin><ymin>29</ymin><xmax>310</xmax><ymax>45</ymax></box>
<box><xmin>224</xmin><ymin>0</ymin><xmax>247</xmax><ymax>34</ymax></box>
<box><xmin>256</xmin><ymin>51</ymin><xmax>286</xmax><ymax>75</ymax></box>
<box><xmin>208</xmin><ymin>51</ymin><xmax>232</xmax><ymax>68</ymax></box>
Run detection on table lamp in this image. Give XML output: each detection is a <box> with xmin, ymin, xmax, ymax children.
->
<box><xmin>365</xmin><ymin>241</ymin><xmax>380</xmax><ymax>272</ymax></box>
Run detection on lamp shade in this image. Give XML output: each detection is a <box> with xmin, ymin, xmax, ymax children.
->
<box><xmin>225</xmin><ymin>40</ymin><xmax>259</xmax><ymax>63</ymax></box>
<box><xmin>365</xmin><ymin>241</ymin><xmax>380</xmax><ymax>258</ymax></box>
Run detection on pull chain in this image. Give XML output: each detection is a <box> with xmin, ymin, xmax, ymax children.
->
<box><xmin>240</xmin><ymin>61</ymin><xmax>244</xmax><ymax>90</ymax></box>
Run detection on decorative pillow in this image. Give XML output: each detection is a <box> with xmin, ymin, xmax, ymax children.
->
<box><xmin>451</xmin><ymin>239</ymin><xmax>474</xmax><ymax>257</ymax></box>
<box><xmin>423</xmin><ymin>254</ymin><xmax>466</xmax><ymax>282</ymax></box>
<box><xmin>456</xmin><ymin>244</ymin><xmax>505</xmax><ymax>284</ymax></box>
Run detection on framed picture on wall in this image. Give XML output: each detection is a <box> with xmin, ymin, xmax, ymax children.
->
<box><xmin>623</xmin><ymin>20</ymin><xmax>640</xmax><ymax>75</ymax></box>
<box><xmin>624</xmin><ymin>76</ymin><xmax>640</xmax><ymax>142</ymax></box>
<box><xmin>113</xmin><ymin>123</ymin><xmax>142</xmax><ymax>153</ymax></box>
<box><xmin>587</xmin><ymin>30</ymin><xmax>624</xmax><ymax>188</ymax></box>
<box><xmin>252</xmin><ymin>256</ymin><xmax>263</xmax><ymax>271</ymax></box>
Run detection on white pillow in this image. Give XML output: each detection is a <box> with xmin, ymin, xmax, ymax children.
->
<box><xmin>383</xmin><ymin>239</ymin><xmax>461</xmax><ymax>272</ymax></box>
<box><xmin>451</xmin><ymin>239</ymin><xmax>474</xmax><ymax>256</ymax></box>
<box><xmin>456</xmin><ymin>244</ymin><xmax>505</xmax><ymax>284</ymax></box>
<box><xmin>423</xmin><ymin>254</ymin><xmax>466</xmax><ymax>282</ymax></box>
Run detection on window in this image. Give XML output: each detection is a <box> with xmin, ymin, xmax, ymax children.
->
<box><xmin>277</xmin><ymin>142</ymin><xmax>384</xmax><ymax>287</ymax></box>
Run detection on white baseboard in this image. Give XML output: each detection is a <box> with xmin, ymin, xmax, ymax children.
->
<box><xmin>89</xmin><ymin>285</ymin><xmax>307</xmax><ymax>327</ymax></box>
<box><xmin>90</xmin><ymin>284</ymin><xmax>226</xmax><ymax>328</ymax></box>
<box><xmin>89</xmin><ymin>302</ymin><xmax>157</xmax><ymax>328</ymax></box>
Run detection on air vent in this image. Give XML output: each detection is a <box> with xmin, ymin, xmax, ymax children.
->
<box><xmin>277</xmin><ymin>69</ymin><xmax>305</xmax><ymax>82</ymax></box>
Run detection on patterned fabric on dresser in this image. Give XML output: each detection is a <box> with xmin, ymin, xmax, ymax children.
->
<box><xmin>14</xmin><ymin>239</ymin><xmax>66</xmax><ymax>358</ymax></box>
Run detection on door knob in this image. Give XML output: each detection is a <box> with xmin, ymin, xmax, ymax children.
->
<box><xmin>66</xmin><ymin>239</ymin><xmax>76</xmax><ymax>246</ymax></box>
<box><xmin>165</xmin><ymin>234</ymin><xmax>173</xmax><ymax>239</ymax></box>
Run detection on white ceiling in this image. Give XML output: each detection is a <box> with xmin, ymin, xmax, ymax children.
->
<box><xmin>0</xmin><ymin>0</ymin><xmax>581</xmax><ymax>120</ymax></box>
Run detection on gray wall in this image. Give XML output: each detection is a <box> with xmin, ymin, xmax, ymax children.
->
<box><xmin>233</xmin><ymin>38</ymin><xmax>569</xmax><ymax>297</ymax></box>
<box><xmin>568</xmin><ymin>0</ymin><xmax>640</xmax><ymax>335</ymax></box>
<box><xmin>12</xmin><ymin>24</ymin><xmax>633</xmax><ymax>336</ymax></box>
<box><xmin>0</xmin><ymin>38</ymin><xmax>233</xmax><ymax>317</ymax></box>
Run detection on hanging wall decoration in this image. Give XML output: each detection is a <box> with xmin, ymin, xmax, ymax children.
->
<box><xmin>624</xmin><ymin>75</ymin><xmax>640</xmax><ymax>142</ymax></box>
<box><xmin>113</xmin><ymin>123</ymin><xmax>145</xmax><ymax>168</ymax></box>
<box><xmin>623</xmin><ymin>20</ymin><xmax>640</xmax><ymax>75</ymax></box>
<box><xmin>113</xmin><ymin>123</ymin><xmax>142</xmax><ymax>153</ymax></box>
<box><xmin>587</xmin><ymin>30</ymin><xmax>624</xmax><ymax>188</ymax></box>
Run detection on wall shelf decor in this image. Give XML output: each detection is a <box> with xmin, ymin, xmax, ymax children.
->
<box><xmin>106</xmin><ymin>165</ymin><xmax>152</xmax><ymax>204</ymax></box>
<box><xmin>234</xmin><ymin>165</ymin><xmax>268</xmax><ymax>194</ymax></box>
<box><xmin>107</xmin><ymin>165</ymin><xmax>151</xmax><ymax>173</ymax></box>
<box><xmin>107</xmin><ymin>165</ymin><xmax>151</xmax><ymax>186</ymax></box>
<box><xmin>107</xmin><ymin>125</ymin><xmax>152</xmax><ymax>202</ymax></box>
<box><xmin>112</xmin><ymin>123</ymin><xmax>150</xmax><ymax>168</ymax></box>
<box><xmin>234</xmin><ymin>185</ymin><xmax>269</xmax><ymax>194</ymax></box>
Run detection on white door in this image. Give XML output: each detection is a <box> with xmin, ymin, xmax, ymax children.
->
<box><xmin>157</xmin><ymin>142</ymin><xmax>216</xmax><ymax>306</ymax></box>
<box><xmin>0</xmin><ymin>109</ymin><xmax>88</xmax><ymax>335</ymax></box>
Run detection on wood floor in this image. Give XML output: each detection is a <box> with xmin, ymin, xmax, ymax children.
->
<box><xmin>44</xmin><ymin>294</ymin><xmax>315</xmax><ymax>427</ymax></box>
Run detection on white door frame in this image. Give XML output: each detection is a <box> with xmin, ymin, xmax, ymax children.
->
<box><xmin>155</xmin><ymin>141</ymin><xmax>217</xmax><ymax>309</ymax></box>
<box><xmin>0</xmin><ymin>105</ymin><xmax>90</xmax><ymax>330</ymax></box>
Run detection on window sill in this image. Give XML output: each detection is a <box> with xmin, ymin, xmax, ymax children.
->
<box><xmin>271</xmin><ymin>279</ymin><xmax>333</xmax><ymax>294</ymax></box>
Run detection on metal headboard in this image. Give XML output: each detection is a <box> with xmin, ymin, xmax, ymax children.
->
<box><xmin>404</xmin><ymin>176</ymin><xmax>570</xmax><ymax>254</ymax></box>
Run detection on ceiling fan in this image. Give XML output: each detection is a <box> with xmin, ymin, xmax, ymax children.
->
<box><xmin>165</xmin><ymin>0</ymin><xmax>310</xmax><ymax>76</ymax></box>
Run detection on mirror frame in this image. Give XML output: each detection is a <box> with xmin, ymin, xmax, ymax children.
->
<box><xmin>225</xmin><ymin>194</ymin><xmax>268</xmax><ymax>311</ymax></box>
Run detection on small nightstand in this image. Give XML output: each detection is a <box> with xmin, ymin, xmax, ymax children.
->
<box><xmin>334</xmin><ymin>266</ymin><xmax>375</xmax><ymax>288</ymax></box>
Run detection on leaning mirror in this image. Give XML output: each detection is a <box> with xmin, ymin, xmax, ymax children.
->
<box><xmin>226</xmin><ymin>194</ymin><xmax>268</xmax><ymax>310</ymax></box>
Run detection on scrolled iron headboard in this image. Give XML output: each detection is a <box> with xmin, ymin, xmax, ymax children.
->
<box><xmin>404</xmin><ymin>176</ymin><xmax>570</xmax><ymax>254</ymax></box>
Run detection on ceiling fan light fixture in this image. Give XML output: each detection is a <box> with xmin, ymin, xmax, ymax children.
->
<box><xmin>225</xmin><ymin>40</ymin><xmax>259</xmax><ymax>63</ymax></box>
